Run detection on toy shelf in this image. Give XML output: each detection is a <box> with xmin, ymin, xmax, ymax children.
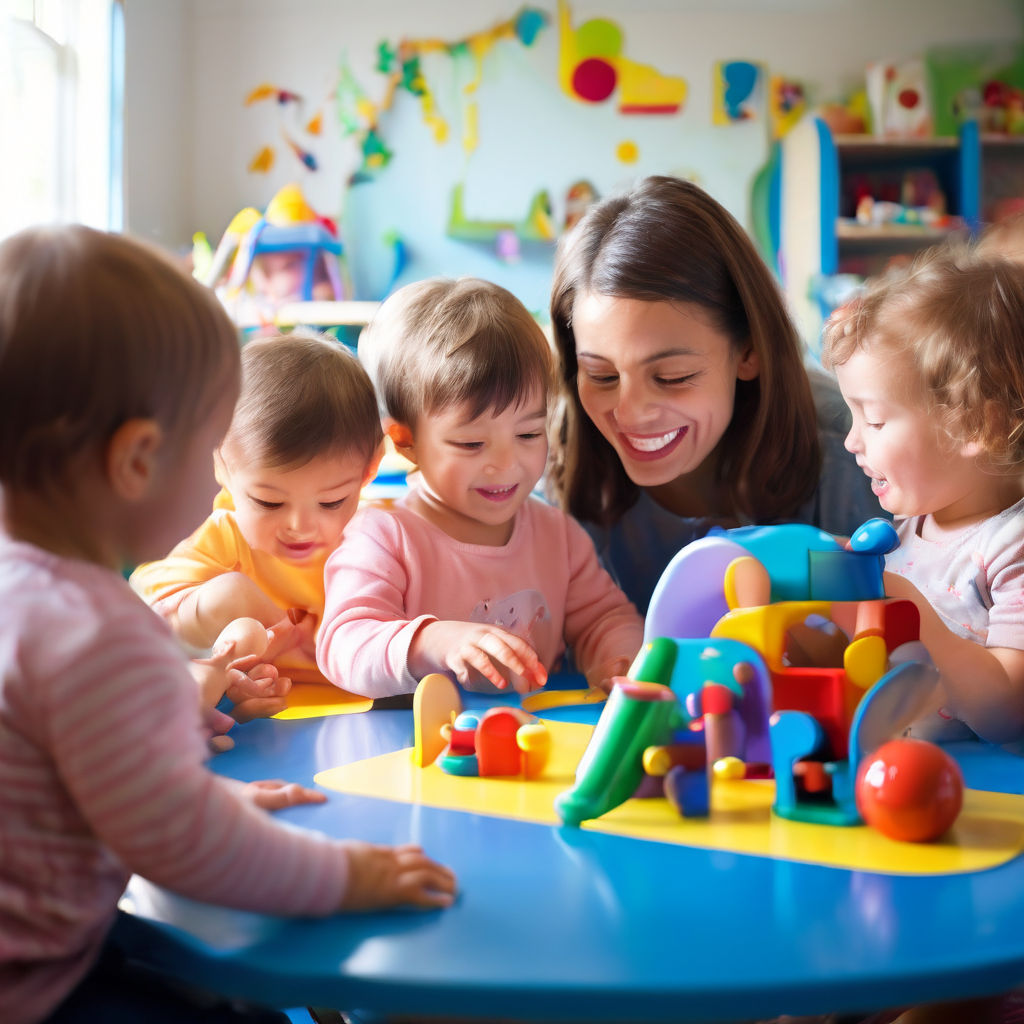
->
<box><xmin>777</xmin><ymin>116</ymin><xmax>982</xmax><ymax>347</ymax></box>
<box><xmin>834</xmin><ymin>222</ymin><xmax>960</xmax><ymax>240</ymax></box>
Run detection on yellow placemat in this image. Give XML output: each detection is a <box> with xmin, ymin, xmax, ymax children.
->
<box><xmin>315</xmin><ymin>720</ymin><xmax>1024</xmax><ymax>875</ymax></box>
<box><xmin>273</xmin><ymin>682</ymin><xmax>373</xmax><ymax>720</ymax></box>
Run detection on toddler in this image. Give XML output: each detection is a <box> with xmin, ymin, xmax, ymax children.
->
<box><xmin>317</xmin><ymin>277</ymin><xmax>645</xmax><ymax>697</ymax></box>
<box><xmin>131</xmin><ymin>331</ymin><xmax>383</xmax><ymax>716</ymax></box>
<box><xmin>824</xmin><ymin>244</ymin><xmax>1024</xmax><ymax>748</ymax></box>
<box><xmin>0</xmin><ymin>225</ymin><xmax>455</xmax><ymax>1024</ymax></box>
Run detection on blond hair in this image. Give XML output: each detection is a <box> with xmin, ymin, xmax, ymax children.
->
<box><xmin>823</xmin><ymin>243</ymin><xmax>1024</xmax><ymax>467</ymax></box>
<box><xmin>222</xmin><ymin>331</ymin><xmax>381</xmax><ymax>472</ymax></box>
<box><xmin>548</xmin><ymin>175</ymin><xmax>819</xmax><ymax>526</ymax></box>
<box><xmin>0</xmin><ymin>225</ymin><xmax>240</xmax><ymax>493</ymax></box>
<box><xmin>359</xmin><ymin>277</ymin><xmax>555</xmax><ymax>428</ymax></box>
<box><xmin>978</xmin><ymin>211</ymin><xmax>1024</xmax><ymax>265</ymax></box>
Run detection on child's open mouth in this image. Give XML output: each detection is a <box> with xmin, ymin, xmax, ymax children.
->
<box><xmin>476</xmin><ymin>484</ymin><xmax>519</xmax><ymax>502</ymax></box>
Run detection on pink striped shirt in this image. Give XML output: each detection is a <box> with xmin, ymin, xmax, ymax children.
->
<box><xmin>0</xmin><ymin>536</ymin><xmax>351</xmax><ymax>1024</ymax></box>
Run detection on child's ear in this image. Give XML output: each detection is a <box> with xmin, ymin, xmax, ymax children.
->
<box><xmin>212</xmin><ymin>449</ymin><xmax>229</xmax><ymax>486</ymax></box>
<box><xmin>384</xmin><ymin>419</ymin><xmax>417</xmax><ymax>463</ymax></box>
<box><xmin>105</xmin><ymin>418</ymin><xmax>163</xmax><ymax>501</ymax></box>
<box><xmin>362</xmin><ymin>439</ymin><xmax>386</xmax><ymax>486</ymax></box>
<box><xmin>736</xmin><ymin>341</ymin><xmax>760</xmax><ymax>382</ymax></box>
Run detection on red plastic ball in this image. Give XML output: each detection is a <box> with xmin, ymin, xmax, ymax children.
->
<box><xmin>855</xmin><ymin>738</ymin><xmax>964</xmax><ymax>842</ymax></box>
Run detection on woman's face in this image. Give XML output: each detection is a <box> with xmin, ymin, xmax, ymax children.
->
<box><xmin>572</xmin><ymin>292</ymin><xmax>759</xmax><ymax>495</ymax></box>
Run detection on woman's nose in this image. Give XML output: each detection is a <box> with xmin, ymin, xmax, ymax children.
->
<box><xmin>613</xmin><ymin>377</ymin><xmax>656</xmax><ymax>428</ymax></box>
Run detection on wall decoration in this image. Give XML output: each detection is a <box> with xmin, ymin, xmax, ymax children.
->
<box><xmin>616</xmin><ymin>139</ymin><xmax>639</xmax><ymax>163</ymax></box>
<box><xmin>244</xmin><ymin>9</ymin><xmax>549</xmax><ymax>178</ymax></box>
<box><xmin>769</xmin><ymin>76</ymin><xmax>807</xmax><ymax>139</ymax></box>
<box><xmin>563</xmin><ymin>180</ymin><xmax>598</xmax><ymax>232</ymax></box>
<box><xmin>558</xmin><ymin>0</ymin><xmax>686</xmax><ymax>115</ymax></box>
<box><xmin>244</xmin><ymin>83</ymin><xmax>322</xmax><ymax>173</ymax></box>
<box><xmin>866</xmin><ymin>59</ymin><xmax>933</xmax><ymax>139</ymax></box>
<box><xmin>713</xmin><ymin>60</ymin><xmax>763</xmax><ymax>124</ymax></box>
<box><xmin>447</xmin><ymin>183</ymin><xmax>556</xmax><ymax>242</ymax></box>
<box><xmin>336</xmin><ymin>7</ymin><xmax>550</xmax><ymax>177</ymax></box>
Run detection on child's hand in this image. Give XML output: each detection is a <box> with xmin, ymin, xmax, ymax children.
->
<box><xmin>224</xmin><ymin>662</ymin><xmax>291</xmax><ymax>722</ymax></box>
<box><xmin>264</xmin><ymin>608</ymin><xmax>318</xmax><ymax>663</ymax></box>
<box><xmin>339</xmin><ymin>841</ymin><xmax>457</xmax><ymax>911</ymax></box>
<box><xmin>585</xmin><ymin>655</ymin><xmax>634</xmax><ymax>694</ymax></box>
<box><xmin>410</xmin><ymin>621</ymin><xmax>547</xmax><ymax>694</ymax></box>
<box><xmin>200</xmin><ymin>703</ymin><xmax>236</xmax><ymax>754</ymax></box>
<box><xmin>245</xmin><ymin>778</ymin><xmax>328</xmax><ymax>810</ymax></box>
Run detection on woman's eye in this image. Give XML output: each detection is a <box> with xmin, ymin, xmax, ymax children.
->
<box><xmin>656</xmin><ymin>374</ymin><xmax>696</xmax><ymax>386</ymax></box>
<box><xmin>251</xmin><ymin>497</ymin><xmax>282</xmax><ymax>510</ymax></box>
<box><xmin>866</xmin><ymin>422</ymin><xmax>883</xmax><ymax>430</ymax></box>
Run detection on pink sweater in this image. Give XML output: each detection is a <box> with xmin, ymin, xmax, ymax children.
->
<box><xmin>317</xmin><ymin>496</ymin><xmax>644</xmax><ymax>697</ymax></box>
<box><xmin>0</xmin><ymin>536</ymin><xmax>350</xmax><ymax>1024</ymax></box>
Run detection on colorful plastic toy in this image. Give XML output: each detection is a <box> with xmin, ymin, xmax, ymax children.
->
<box><xmin>855</xmin><ymin>737</ymin><xmax>964</xmax><ymax>842</ymax></box>
<box><xmin>198</xmin><ymin>184</ymin><xmax>348</xmax><ymax>326</ymax></box>
<box><xmin>555</xmin><ymin>637</ymin><xmax>773</xmax><ymax>826</ymax></box>
<box><xmin>555</xmin><ymin>517</ymin><xmax>961</xmax><ymax>842</ymax></box>
<box><xmin>412</xmin><ymin>673</ymin><xmax>551</xmax><ymax>780</ymax></box>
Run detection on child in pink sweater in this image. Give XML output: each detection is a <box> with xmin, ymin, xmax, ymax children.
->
<box><xmin>0</xmin><ymin>226</ymin><xmax>455</xmax><ymax>1024</ymax></box>
<box><xmin>317</xmin><ymin>277</ymin><xmax>644</xmax><ymax>697</ymax></box>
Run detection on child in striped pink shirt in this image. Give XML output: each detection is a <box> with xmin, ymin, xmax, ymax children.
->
<box><xmin>0</xmin><ymin>226</ymin><xmax>455</xmax><ymax>1024</ymax></box>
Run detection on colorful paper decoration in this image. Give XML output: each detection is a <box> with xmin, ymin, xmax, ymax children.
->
<box><xmin>335</xmin><ymin>7</ymin><xmax>550</xmax><ymax>175</ymax></box>
<box><xmin>713</xmin><ymin>60</ymin><xmax>763</xmax><ymax>124</ymax></box>
<box><xmin>558</xmin><ymin>0</ymin><xmax>686</xmax><ymax>115</ymax></box>
<box><xmin>769</xmin><ymin>75</ymin><xmax>807</xmax><ymax>139</ymax></box>
<box><xmin>616</xmin><ymin>140</ymin><xmax>639</xmax><ymax>163</ymax></box>
<box><xmin>447</xmin><ymin>183</ymin><xmax>555</xmax><ymax>243</ymax></box>
<box><xmin>245</xmin><ymin>83</ymin><xmax>323</xmax><ymax>173</ymax></box>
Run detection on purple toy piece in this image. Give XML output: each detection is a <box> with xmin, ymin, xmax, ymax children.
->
<box><xmin>643</xmin><ymin>536</ymin><xmax>749</xmax><ymax>644</ymax></box>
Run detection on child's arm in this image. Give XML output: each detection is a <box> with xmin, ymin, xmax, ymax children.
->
<box><xmin>885</xmin><ymin>571</ymin><xmax>1024</xmax><ymax>744</ymax></box>
<box><xmin>51</xmin><ymin>608</ymin><xmax>456</xmax><ymax>915</ymax></box>
<box><xmin>319</xmin><ymin>509</ymin><xmax>547</xmax><ymax>696</ymax></box>
<box><xmin>561</xmin><ymin>516</ymin><xmax>645</xmax><ymax>692</ymax></box>
<box><xmin>174</xmin><ymin>572</ymin><xmax>286</xmax><ymax>651</ymax></box>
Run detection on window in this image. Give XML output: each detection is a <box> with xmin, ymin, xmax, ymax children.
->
<box><xmin>1</xmin><ymin>0</ymin><xmax>122</xmax><ymax>240</ymax></box>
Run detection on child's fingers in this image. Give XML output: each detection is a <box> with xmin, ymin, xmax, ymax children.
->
<box><xmin>230</xmin><ymin>695</ymin><xmax>289</xmax><ymax>722</ymax></box>
<box><xmin>453</xmin><ymin>648</ymin><xmax>508</xmax><ymax>690</ymax></box>
<box><xmin>246</xmin><ymin>779</ymin><xmax>327</xmax><ymax>810</ymax></box>
<box><xmin>208</xmin><ymin>734</ymin><xmax>235</xmax><ymax>754</ymax></box>
<box><xmin>475</xmin><ymin>631</ymin><xmax>547</xmax><ymax>691</ymax></box>
<box><xmin>402</xmin><ymin>878</ymin><xmax>457</xmax><ymax>909</ymax></box>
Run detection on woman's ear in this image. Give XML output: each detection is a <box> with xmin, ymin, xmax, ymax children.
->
<box><xmin>105</xmin><ymin>418</ymin><xmax>163</xmax><ymax>501</ymax></box>
<box><xmin>736</xmin><ymin>342</ymin><xmax>760</xmax><ymax>382</ymax></box>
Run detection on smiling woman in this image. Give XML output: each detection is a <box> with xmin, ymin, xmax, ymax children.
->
<box><xmin>548</xmin><ymin>175</ymin><xmax>882</xmax><ymax>613</ymax></box>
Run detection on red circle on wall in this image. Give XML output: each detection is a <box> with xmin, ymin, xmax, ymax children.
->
<box><xmin>573</xmin><ymin>58</ymin><xmax>617</xmax><ymax>103</ymax></box>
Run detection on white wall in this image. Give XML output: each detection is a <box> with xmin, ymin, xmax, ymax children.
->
<box><xmin>122</xmin><ymin>0</ymin><xmax>1023</xmax><ymax>311</ymax></box>
<box><xmin>122</xmin><ymin>0</ymin><xmax>191</xmax><ymax>250</ymax></box>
